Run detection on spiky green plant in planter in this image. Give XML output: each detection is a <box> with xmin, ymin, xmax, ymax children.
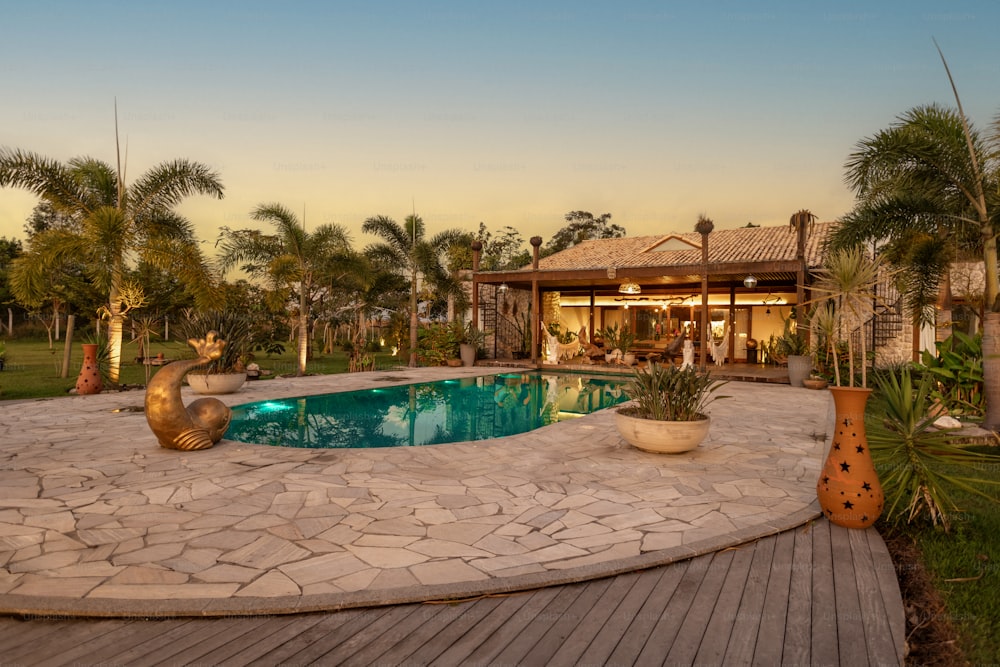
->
<box><xmin>620</xmin><ymin>362</ymin><xmax>728</xmax><ymax>422</ymax></box>
<box><xmin>615</xmin><ymin>362</ymin><xmax>728</xmax><ymax>453</ymax></box>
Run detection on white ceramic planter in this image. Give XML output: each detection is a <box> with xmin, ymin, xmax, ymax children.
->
<box><xmin>614</xmin><ymin>407</ymin><xmax>710</xmax><ymax>454</ymax></box>
<box><xmin>186</xmin><ymin>372</ymin><xmax>247</xmax><ymax>395</ymax></box>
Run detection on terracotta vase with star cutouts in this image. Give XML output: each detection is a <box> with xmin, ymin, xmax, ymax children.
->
<box><xmin>817</xmin><ymin>386</ymin><xmax>884</xmax><ymax>529</ymax></box>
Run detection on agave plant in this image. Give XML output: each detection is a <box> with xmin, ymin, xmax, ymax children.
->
<box><xmin>177</xmin><ymin>310</ymin><xmax>255</xmax><ymax>374</ymax></box>
<box><xmin>869</xmin><ymin>367</ymin><xmax>1000</xmax><ymax>531</ymax></box>
<box><xmin>622</xmin><ymin>362</ymin><xmax>728</xmax><ymax>422</ymax></box>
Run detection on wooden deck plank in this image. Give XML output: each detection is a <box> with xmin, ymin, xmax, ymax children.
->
<box><xmin>753</xmin><ymin>528</ymin><xmax>796</xmax><ymax>664</ymax></box>
<box><xmin>604</xmin><ymin>559</ymin><xmax>689</xmax><ymax>665</ymax></box>
<box><xmin>247</xmin><ymin>607</ymin><xmax>392</xmax><ymax>667</ymax></box>
<box><xmin>309</xmin><ymin>605</ymin><xmax>423</xmax><ymax>665</ymax></box>
<box><xmin>141</xmin><ymin>616</ymin><xmax>280</xmax><ymax>667</ymax></box>
<box><xmin>782</xmin><ymin>522</ymin><xmax>816</xmax><ymax>666</ymax></box>
<box><xmin>187</xmin><ymin>614</ymin><xmax>322</xmax><ymax>666</ymax></box>
<box><xmin>489</xmin><ymin>577</ymin><xmax>606</xmax><ymax>666</ymax></box>
<box><xmin>561</xmin><ymin>567</ymin><xmax>667</xmax><ymax>666</ymax></box>
<box><xmin>214</xmin><ymin>613</ymin><xmax>329</xmax><ymax>666</ymax></box>
<box><xmin>546</xmin><ymin>570</ymin><xmax>646</xmax><ymax>667</ymax></box>
<box><xmin>831</xmin><ymin>521</ymin><xmax>870</xmax><ymax>667</ymax></box>
<box><xmin>336</xmin><ymin>604</ymin><xmax>447</xmax><ymax>667</ymax></box>
<box><xmin>2</xmin><ymin>619</ymin><xmax>126</xmax><ymax>665</ymax></box>
<box><xmin>849</xmin><ymin>526</ymin><xmax>903</xmax><ymax>666</ymax></box>
<box><xmin>0</xmin><ymin>617</ymin><xmax>83</xmax><ymax>653</ymax></box>
<box><xmin>866</xmin><ymin>527</ymin><xmax>907</xmax><ymax>663</ymax></box>
<box><xmin>351</xmin><ymin>597</ymin><xmax>503</xmax><ymax>666</ymax></box>
<box><xmin>693</xmin><ymin>542</ymin><xmax>756</xmax><ymax>665</ymax></box>
<box><xmin>518</xmin><ymin>576</ymin><xmax>616</xmax><ymax>665</ymax></box>
<box><xmin>811</xmin><ymin>516</ymin><xmax>840</xmax><ymax>664</ymax></box>
<box><xmin>481</xmin><ymin>586</ymin><xmax>589</xmax><ymax>666</ymax></box>
<box><xmin>634</xmin><ymin>552</ymin><xmax>714</xmax><ymax>664</ymax></box>
<box><xmin>61</xmin><ymin>618</ymin><xmax>193</xmax><ymax>666</ymax></box>
<box><xmin>428</xmin><ymin>585</ymin><xmax>561</xmax><ymax>666</ymax></box>
<box><xmin>665</xmin><ymin>548</ymin><xmax>737</xmax><ymax>665</ymax></box>
<box><xmin>722</xmin><ymin>531</ymin><xmax>777</xmax><ymax>664</ymax></box>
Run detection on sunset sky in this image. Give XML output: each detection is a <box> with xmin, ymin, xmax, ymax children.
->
<box><xmin>2</xmin><ymin>1</ymin><xmax>999</xmax><ymax>254</ymax></box>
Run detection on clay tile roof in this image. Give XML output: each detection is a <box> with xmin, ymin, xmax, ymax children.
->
<box><xmin>533</xmin><ymin>222</ymin><xmax>834</xmax><ymax>271</ymax></box>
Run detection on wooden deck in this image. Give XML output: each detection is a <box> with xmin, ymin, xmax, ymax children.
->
<box><xmin>0</xmin><ymin>518</ymin><xmax>904</xmax><ymax>666</ymax></box>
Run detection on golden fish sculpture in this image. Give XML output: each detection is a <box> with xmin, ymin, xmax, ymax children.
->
<box><xmin>144</xmin><ymin>331</ymin><xmax>233</xmax><ymax>450</ymax></box>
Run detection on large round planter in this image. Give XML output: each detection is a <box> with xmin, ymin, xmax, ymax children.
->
<box><xmin>614</xmin><ymin>407</ymin><xmax>710</xmax><ymax>454</ymax></box>
<box><xmin>186</xmin><ymin>372</ymin><xmax>247</xmax><ymax>395</ymax></box>
<box><xmin>786</xmin><ymin>354</ymin><xmax>811</xmax><ymax>388</ymax></box>
<box><xmin>816</xmin><ymin>386</ymin><xmax>884</xmax><ymax>529</ymax></box>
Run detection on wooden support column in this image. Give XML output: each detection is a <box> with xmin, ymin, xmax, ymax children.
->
<box><xmin>530</xmin><ymin>236</ymin><xmax>542</xmax><ymax>365</ymax></box>
<box><xmin>470</xmin><ymin>241</ymin><xmax>482</xmax><ymax>330</ymax></box>
<box><xmin>696</xmin><ymin>216</ymin><xmax>714</xmax><ymax>371</ymax></box>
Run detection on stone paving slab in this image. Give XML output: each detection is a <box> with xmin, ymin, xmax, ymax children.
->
<box><xmin>0</xmin><ymin>367</ymin><xmax>832</xmax><ymax>617</ymax></box>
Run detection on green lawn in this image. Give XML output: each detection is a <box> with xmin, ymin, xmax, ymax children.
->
<box><xmin>0</xmin><ymin>337</ymin><xmax>402</xmax><ymax>400</ymax></box>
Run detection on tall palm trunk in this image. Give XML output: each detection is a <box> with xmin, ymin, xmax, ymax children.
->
<box><xmin>297</xmin><ymin>280</ymin><xmax>308</xmax><ymax>377</ymax></box>
<box><xmin>983</xmin><ymin>313</ymin><xmax>1000</xmax><ymax>430</ymax></box>
<box><xmin>983</xmin><ymin>237</ymin><xmax>1000</xmax><ymax>430</ymax></box>
<box><xmin>106</xmin><ymin>278</ymin><xmax>123</xmax><ymax>385</ymax></box>
<box><xmin>409</xmin><ymin>278</ymin><xmax>418</xmax><ymax>368</ymax></box>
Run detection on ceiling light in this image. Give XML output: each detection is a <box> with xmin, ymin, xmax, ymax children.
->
<box><xmin>743</xmin><ymin>275</ymin><xmax>757</xmax><ymax>289</ymax></box>
<box><xmin>618</xmin><ymin>279</ymin><xmax>641</xmax><ymax>295</ymax></box>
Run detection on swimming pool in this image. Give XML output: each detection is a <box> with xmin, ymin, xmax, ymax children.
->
<box><xmin>225</xmin><ymin>371</ymin><xmax>631</xmax><ymax>449</ymax></box>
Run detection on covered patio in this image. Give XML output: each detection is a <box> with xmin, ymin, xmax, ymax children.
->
<box><xmin>471</xmin><ymin>222</ymin><xmax>833</xmax><ymax>368</ymax></box>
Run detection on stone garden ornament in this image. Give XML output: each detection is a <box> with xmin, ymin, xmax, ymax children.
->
<box><xmin>144</xmin><ymin>332</ymin><xmax>232</xmax><ymax>450</ymax></box>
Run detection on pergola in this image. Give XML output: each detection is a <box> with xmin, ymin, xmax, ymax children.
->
<box><xmin>471</xmin><ymin>222</ymin><xmax>831</xmax><ymax>366</ymax></box>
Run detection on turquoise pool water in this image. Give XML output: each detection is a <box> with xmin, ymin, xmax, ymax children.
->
<box><xmin>226</xmin><ymin>371</ymin><xmax>630</xmax><ymax>449</ymax></box>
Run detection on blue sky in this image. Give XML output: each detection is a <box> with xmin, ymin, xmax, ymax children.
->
<box><xmin>2</xmin><ymin>1</ymin><xmax>999</xmax><ymax>250</ymax></box>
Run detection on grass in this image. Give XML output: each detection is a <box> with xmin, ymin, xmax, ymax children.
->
<box><xmin>0</xmin><ymin>337</ymin><xmax>403</xmax><ymax>401</ymax></box>
<box><xmin>866</xmin><ymin>390</ymin><xmax>1000</xmax><ymax>664</ymax></box>
<box><xmin>886</xmin><ymin>446</ymin><xmax>1000</xmax><ymax>665</ymax></box>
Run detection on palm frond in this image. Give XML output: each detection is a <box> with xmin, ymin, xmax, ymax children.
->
<box><xmin>130</xmin><ymin>159</ymin><xmax>224</xmax><ymax>214</ymax></box>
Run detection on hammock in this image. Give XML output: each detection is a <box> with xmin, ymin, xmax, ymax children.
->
<box><xmin>710</xmin><ymin>328</ymin><xmax>729</xmax><ymax>366</ymax></box>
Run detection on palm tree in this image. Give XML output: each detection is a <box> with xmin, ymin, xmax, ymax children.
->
<box><xmin>362</xmin><ymin>214</ymin><xmax>466</xmax><ymax>367</ymax></box>
<box><xmin>841</xmin><ymin>100</ymin><xmax>1000</xmax><ymax>425</ymax></box>
<box><xmin>0</xmin><ymin>149</ymin><xmax>224</xmax><ymax>384</ymax></box>
<box><xmin>216</xmin><ymin>203</ymin><xmax>352</xmax><ymax>376</ymax></box>
<box><xmin>789</xmin><ymin>209</ymin><xmax>817</xmax><ymax>323</ymax></box>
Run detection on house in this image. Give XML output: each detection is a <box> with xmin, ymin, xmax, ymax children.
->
<box><xmin>470</xmin><ymin>221</ymin><xmax>916</xmax><ymax>366</ymax></box>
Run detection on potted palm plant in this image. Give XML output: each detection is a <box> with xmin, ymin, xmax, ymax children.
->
<box><xmin>177</xmin><ymin>311</ymin><xmax>254</xmax><ymax>394</ymax></box>
<box><xmin>458</xmin><ymin>321</ymin><xmax>486</xmax><ymax>367</ymax></box>
<box><xmin>775</xmin><ymin>317</ymin><xmax>811</xmax><ymax>387</ymax></box>
<box><xmin>597</xmin><ymin>322</ymin><xmax>635</xmax><ymax>364</ymax></box>
<box><xmin>614</xmin><ymin>362</ymin><xmax>728</xmax><ymax>453</ymax></box>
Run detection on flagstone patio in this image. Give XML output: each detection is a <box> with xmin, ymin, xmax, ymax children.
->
<box><xmin>0</xmin><ymin>367</ymin><xmax>832</xmax><ymax>617</ymax></box>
